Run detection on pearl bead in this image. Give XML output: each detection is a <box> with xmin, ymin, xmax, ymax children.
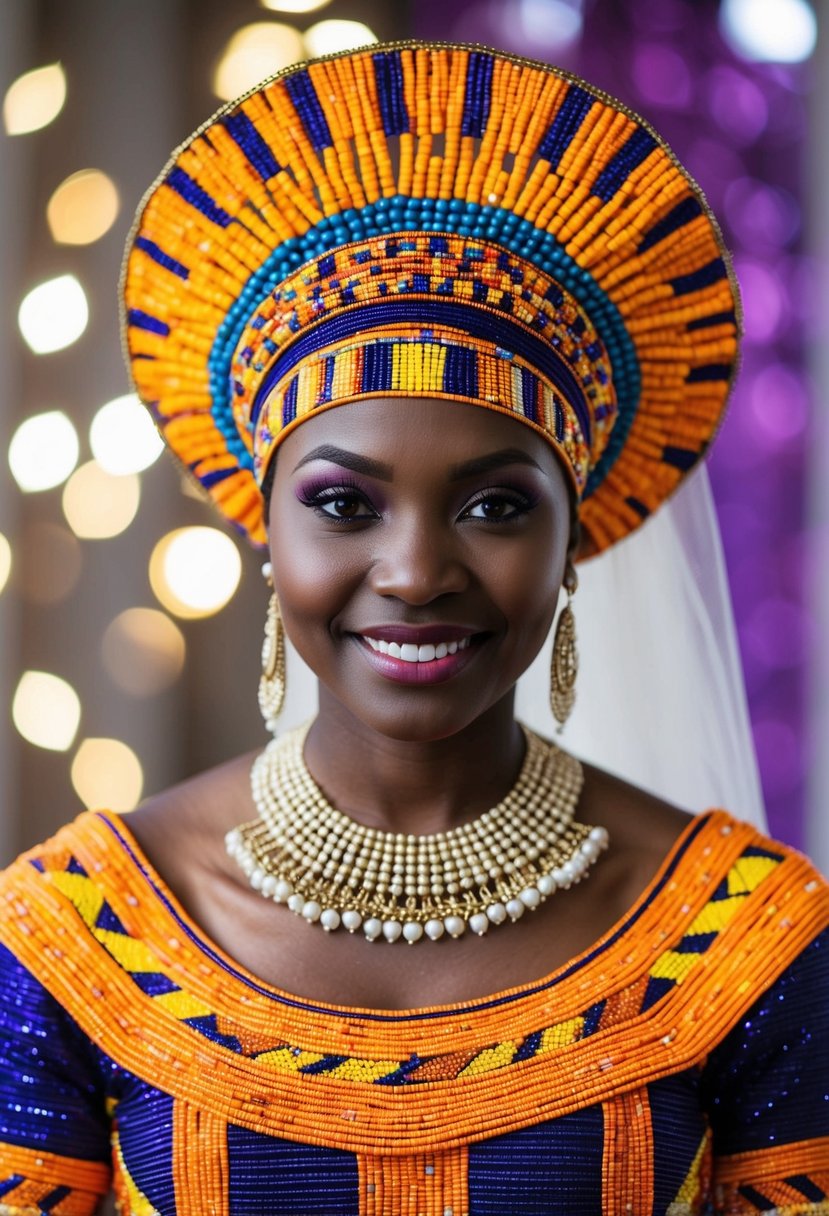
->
<box><xmin>537</xmin><ymin>874</ymin><xmax>556</xmax><ymax>896</ymax></box>
<box><xmin>301</xmin><ymin>900</ymin><xmax>321</xmax><ymax>922</ymax></box>
<box><xmin>287</xmin><ymin>893</ymin><xmax>304</xmax><ymax>914</ymax></box>
<box><xmin>320</xmin><ymin>908</ymin><xmax>341</xmax><ymax>932</ymax></box>
<box><xmin>424</xmin><ymin>919</ymin><xmax>445</xmax><ymax>941</ymax></box>
<box><xmin>469</xmin><ymin>913</ymin><xmax>489</xmax><ymax>936</ymax></box>
<box><xmin>403</xmin><ymin>922</ymin><xmax>423</xmax><ymax>944</ymax></box>
<box><xmin>382</xmin><ymin>920</ymin><xmax>403</xmax><ymax>943</ymax></box>
<box><xmin>505</xmin><ymin>898</ymin><xmax>525</xmax><ymax>921</ymax></box>
<box><xmin>363</xmin><ymin>918</ymin><xmax>382</xmax><ymax>941</ymax></box>
<box><xmin>519</xmin><ymin>887</ymin><xmax>541</xmax><ymax>909</ymax></box>
<box><xmin>274</xmin><ymin>879</ymin><xmax>293</xmax><ymax>903</ymax></box>
<box><xmin>444</xmin><ymin>916</ymin><xmax>466</xmax><ymax>939</ymax></box>
<box><xmin>341</xmin><ymin>909</ymin><xmax>362</xmax><ymax>932</ymax></box>
<box><xmin>486</xmin><ymin>902</ymin><xmax>507</xmax><ymax>924</ymax></box>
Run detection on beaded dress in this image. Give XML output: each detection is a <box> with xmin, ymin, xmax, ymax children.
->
<box><xmin>0</xmin><ymin>808</ymin><xmax>827</xmax><ymax>1214</ymax></box>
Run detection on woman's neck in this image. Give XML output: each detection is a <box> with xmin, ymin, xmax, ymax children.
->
<box><xmin>303</xmin><ymin>693</ymin><xmax>526</xmax><ymax>836</ymax></box>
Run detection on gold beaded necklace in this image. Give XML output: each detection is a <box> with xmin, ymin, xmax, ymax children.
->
<box><xmin>226</xmin><ymin>722</ymin><xmax>608</xmax><ymax>944</ymax></box>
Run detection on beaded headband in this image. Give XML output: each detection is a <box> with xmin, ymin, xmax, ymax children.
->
<box><xmin>122</xmin><ymin>42</ymin><xmax>740</xmax><ymax>557</ymax></box>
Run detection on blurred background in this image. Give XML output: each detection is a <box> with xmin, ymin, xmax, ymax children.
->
<box><xmin>1</xmin><ymin>0</ymin><xmax>827</xmax><ymax>866</ymax></box>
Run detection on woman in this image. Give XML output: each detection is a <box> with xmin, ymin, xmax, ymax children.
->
<box><xmin>0</xmin><ymin>41</ymin><xmax>827</xmax><ymax>1215</ymax></box>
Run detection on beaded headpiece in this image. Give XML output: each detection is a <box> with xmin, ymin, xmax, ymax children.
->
<box><xmin>122</xmin><ymin>42</ymin><xmax>740</xmax><ymax>558</ymax></box>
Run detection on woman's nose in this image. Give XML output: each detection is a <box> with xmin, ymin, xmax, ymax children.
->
<box><xmin>368</xmin><ymin>519</ymin><xmax>470</xmax><ymax>604</ymax></box>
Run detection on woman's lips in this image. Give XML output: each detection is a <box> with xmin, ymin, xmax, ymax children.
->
<box><xmin>352</xmin><ymin>632</ymin><xmax>484</xmax><ymax>685</ymax></box>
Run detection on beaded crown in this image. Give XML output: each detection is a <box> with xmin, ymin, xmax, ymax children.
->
<box><xmin>121</xmin><ymin>42</ymin><xmax>740</xmax><ymax>557</ymax></box>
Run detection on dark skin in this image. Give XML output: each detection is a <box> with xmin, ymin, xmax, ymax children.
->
<box><xmin>127</xmin><ymin>398</ymin><xmax>693</xmax><ymax>1010</ymax></box>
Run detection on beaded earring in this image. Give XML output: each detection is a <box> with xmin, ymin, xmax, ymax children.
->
<box><xmin>258</xmin><ymin>563</ymin><xmax>285</xmax><ymax>733</ymax></box>
<box><xmin>550</xmin><ymin>564</ymin><xmax>578</xmax><ymax>731</ymax></box>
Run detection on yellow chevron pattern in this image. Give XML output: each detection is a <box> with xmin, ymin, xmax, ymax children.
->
<box><xmin>43</xmin><ymin>845</ymin><xmax>782</xmax><ymax>1089</ymax></box>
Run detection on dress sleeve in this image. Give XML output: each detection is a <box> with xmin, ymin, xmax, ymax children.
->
<box><xmin>0</xmin><ymin>941</ymin><xmax>112</xmax><ymax>1214</ymax></box>
<box><xmin>701</xmin><ymin>926</ymin><xmax>829</xmax><ymax>1213</ymax></box>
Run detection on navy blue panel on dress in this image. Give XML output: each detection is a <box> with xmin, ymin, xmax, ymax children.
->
<box><xmin>117</xmin><ymin>1085</ymin><xmax>176</xmax><ymax>1214</ymax></box>
<box><xmin>284</xmin><ymin>71</ymin><xmax>332</xmax><ymax>152</ymax></box>
<box><xmin>700</xmin><ymin>927</ymin><xmax>829</xmax><ymax>1156</ymax></box>
<box><xmin>226</xmin><ymin>1123</ymin><xmax>359</xmax><ymax>1214</ymax></box>
<box><xmin>462</xmin><ymin>52</ymin><xmax>494</xmax><ymax>139</ymax></box>
<box><xmin>373</xmin><ymin>51</ymin><xmax>409</xmax><ymax>135</ymax></box>
<box><xmin>0</xmin><ymin>943</ymin><xmax>109</xmax><ymax>1162</ymax></box>
<box><xmin>222</xmin><ymin>112</ymin><xmax>281</xmax><ymax>181</ymax></box>
<box><xmin>649</xmin><ymin>1070</ymin><xmax>708</xmax><ymax>1213</ymax></box>
<box><xmin>537</xmin><ymin>85</ymin><xmax>593</xmax><ymax>169</ymax></box>
<box><xmin>592</xmin><ymin>128</ymin><xmax>657</xmax><ymax>203</ymax></box>
<box><xmin>468</xmin><ymin>1105</ymin><xmax>604</xmax><ymax>1214</ymax></box>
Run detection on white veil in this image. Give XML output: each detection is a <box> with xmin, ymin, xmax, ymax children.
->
<box><xmin>517</xmin><ymin>465</ymin><xmax>767</xmax><ymax>826</ymax></box>
<box><xmin>280</xmin><ymin>464</ymin><xmax>766</xmax><ymax>829</ymax></box>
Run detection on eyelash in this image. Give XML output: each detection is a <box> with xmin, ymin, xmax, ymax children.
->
<box><xmin>299</xmin><ymin>479</ymin><xmax>537</xmax><ymax>526</ymax></box>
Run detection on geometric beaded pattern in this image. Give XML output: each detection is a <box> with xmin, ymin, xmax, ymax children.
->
<box><xmin>232</xmin><ymin>235</ymin><xmax>614</xmax><ymax>494</ymax></box>
<box><xmin>35</xmin><ymin>837</ymin><xmax>783</xmax><ymax>1090</ymax></box>
<box><xmin>122</xmin><ymin>43</ymin><xmax>740</xmax><ymax>556</ymax></box>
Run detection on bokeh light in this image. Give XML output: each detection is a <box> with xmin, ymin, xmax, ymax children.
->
<box><xmin>3</xmin><ymin>63</ymin><xmax>67</xmax><ymax>135</ymax></box>
<box><xmin>12</xmin><ymin>671</ymin><xmax>81</xmax><ymax>751</ymax></box>
<box><xmin>632</xmin><ymin>43</ymin><xmax>691</xmax><ymax>108</ymax></box>
<box><xmin>90</xmin><ymin>393</ymin><xmax>164</xmax><ymax>475</ymax></box>
<box><xmin>149</xmin><ymin>527</ymin><xmax>242</xmax><ymax>619</ymax></box>
<box><xmin>19</xmin><ymin>523</ymin><xmax>82</xmax><ymax>605</ymax></box>
<box><xmin>71</xmin><ymin>738</ymin><xmax>144</xmax><ymax>811</ymax></box>
<box><xmin>748</xmin><ymin>364</ymin><xmax>810</xmax><ymax>443</ymax></box>
<box><xmin>719</xmin><ymin>0</ymin><xmax>817</xmax><ymax>64</ymax></box>
<box><xmin>213</xmin><ymin>23</ymin><xmax>305</xmax><ymax>101</ymax></box>
<box><xmin>62</xmin><ymin>462</ymin><xmax>141</xmax><ymax>540</ymax></box>
<box><xmin>46</xmin><ymin>169</ymin><xmax>120</xmax><ymax>245</ymax></box>
<box><xmin>707</xmin><ymin>66</ymin><xmax>768</xmax><ymax>145</ymax></box>
<box><xmin>102</xmin><ymin>607</ymin><xmax>186</xmax><ymax>697</ymax></box>
<box><xmin>304</xmin><ymin>19</ymin><xmax>378</xmax><ymax>57</ymax></box>
<box><xmin>18</xmin><ymin>274</ymin><xmax>89</xmax><ymax>354</ymax></box>
<box><xmin>0</xmin><ymin>534</ymin><xmax>11</xmax><ymax>596</ymax></box>
<box><xmin>9</xmin><ymin>410</ymin><xmax>79</xmax><ymax>492</ymax></box>
<box><xmin>260</xmin><ymin>0</ymin><xmax>332</xmax><ymax>10</ymax></box>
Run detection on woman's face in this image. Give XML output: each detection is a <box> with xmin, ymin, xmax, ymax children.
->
<box><xmin>268</xmin><ymin>397</ymin><xmax>574</xmax><ymax>742</ymax></box>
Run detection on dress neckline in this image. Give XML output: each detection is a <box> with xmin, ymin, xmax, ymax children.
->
<box><xmin>90</xmin><ymin>807</ymin><xmax>724</xmax><ymax>1023</ymax></box>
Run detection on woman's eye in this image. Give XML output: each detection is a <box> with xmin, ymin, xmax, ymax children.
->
<box><xmin>315</xmin><ymin>492</ymin><xmax>375</xmax><ymax>521</ymax></box>
<box><xmin>462</xmin><ymin>493</ymin><xmax>529</xmax><ymax>522</ymax></box>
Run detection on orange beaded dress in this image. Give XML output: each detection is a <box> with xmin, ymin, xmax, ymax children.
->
<box><xmin>0</xmin><ymin>808</ymin><xmax>827</xmax><ymax>1214</ymax></box>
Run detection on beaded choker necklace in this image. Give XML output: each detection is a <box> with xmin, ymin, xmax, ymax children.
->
<box><xmin>226</xmin><ymin>723</ymin><xmax>609</xmax><ymax>944</ymax></box>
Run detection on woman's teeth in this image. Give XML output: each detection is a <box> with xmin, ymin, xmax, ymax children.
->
<box><xmin>362</xmin><ymin>637</ymin><xmax>472</xmax><ymax>662</ymax></box>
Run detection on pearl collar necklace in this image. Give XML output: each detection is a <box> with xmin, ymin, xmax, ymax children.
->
<box><xmin>226</xmin><ymin>722</ymin><xmax>608</xmax><ymax>944</ymax></box>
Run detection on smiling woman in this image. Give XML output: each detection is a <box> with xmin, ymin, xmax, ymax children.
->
<box><xmin>0</xmin><ymin>40</ymin><xmax>827</xmax><ymax>1216</ymax></box>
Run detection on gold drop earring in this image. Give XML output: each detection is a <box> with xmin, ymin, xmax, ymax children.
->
<box><xmin>258</xmin><ymin>562</ymin><xmax>286</xmax><ymax>733</ymax></box>
<box><xmin>550</xmin><ymin>563</ymin><xmax>578</xmax><ymax>731</ymax></box>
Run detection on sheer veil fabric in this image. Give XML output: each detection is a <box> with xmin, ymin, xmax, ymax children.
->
<box><xmin>278</xmin><ymin>466</ymin><xmax>766</xmax><ymax>831</ymax></box>
<box><xmin>518</xmin><ymin>465</ymin><xmax>767</xmax><ymax>828</ymax></box>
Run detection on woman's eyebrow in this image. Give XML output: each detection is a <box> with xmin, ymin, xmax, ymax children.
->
<box><xmin>291</xmin><ymin>445</ymin><xmax>394</xmax><ymax>480</ymax></box>
<box><xmin>448</xmin><ymin>449</ymin><xmax>543</xmax><ymax>480</ymax></box>
<box><xmin>292</xmin><ymin>444</ymin><xmax>542</xmax><ymax>481</ymax></box>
